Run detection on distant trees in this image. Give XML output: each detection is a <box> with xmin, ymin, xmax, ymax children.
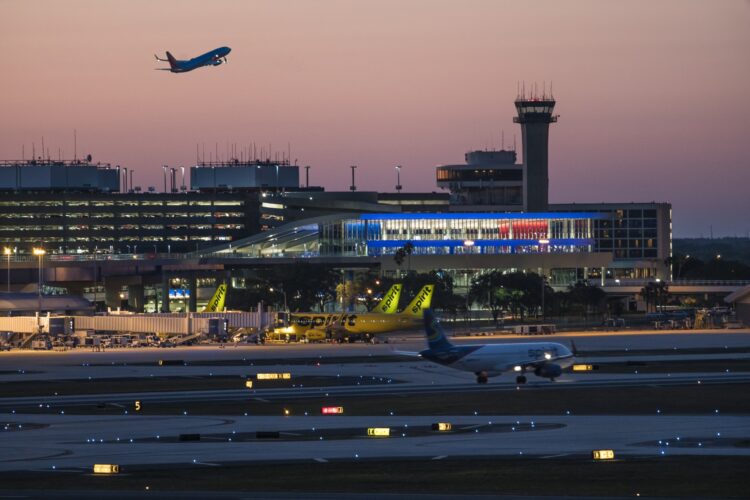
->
<box><xmin>640</xmin><ymin>280</ymin><xmax>669</xmax><ymax>313</ymax></box>
<box><xmin>467</xmin><ymin>271</ymin><xmax>610</xmax><ymax>322</ymax></box>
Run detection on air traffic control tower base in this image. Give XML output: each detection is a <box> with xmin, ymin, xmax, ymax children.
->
<box><xmin>514</xmin><ymin>94</ymin><xmax>558</xmax><ymax>212</ymax></box>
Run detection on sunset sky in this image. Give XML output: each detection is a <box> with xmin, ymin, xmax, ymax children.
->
<box><xmin>1</xmin><ymin>0</ymin><xmax>748</xmax><ymax>237</ymax></box>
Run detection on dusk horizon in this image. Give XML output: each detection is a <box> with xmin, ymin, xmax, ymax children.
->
<box><xmin>2</xmin><ymin>0</ymin><xmax>749</xmax><ymax>237</ymax></box>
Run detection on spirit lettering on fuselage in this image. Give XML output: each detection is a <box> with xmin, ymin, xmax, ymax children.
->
<box><xmin>291</xmin><ymin>314</ymin><xmax>357</xmax><ymax>328</ymax></box>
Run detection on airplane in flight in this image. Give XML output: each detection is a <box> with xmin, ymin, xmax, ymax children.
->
<box><xmin>154</xmin><ymin>46</ymin><xmax>231</xmax><ymax>73</ymax></box>
<box><xmin>274</xmin><ymin>284</ymin><xmax>433</xmax><ymax>342</ymax></box>
<box><xmin>410</xmin><ymin>309</ymin><xmax>574</xmax><ymax>384</ymax></box>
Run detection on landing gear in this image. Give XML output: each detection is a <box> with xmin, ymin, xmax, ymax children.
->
<box><xmin>476</xmin><ymin>371</ymin><xmax>489</xmax><ymax>384</ymax></box>
<box><xmin>516</xmin><ymin>375</ymin><xmax>527</xmax><ymax>384</ymax></box>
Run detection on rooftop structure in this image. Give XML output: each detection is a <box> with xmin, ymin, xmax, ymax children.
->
<box><xmin>190</xmin><ymin>159</ymin><xmax>299</xmax><ymax>191</ymax></box>
<box><xmin>0</xmin><ymin>159</ymin><xmax>120</xmax><ymax>192</ymax></box>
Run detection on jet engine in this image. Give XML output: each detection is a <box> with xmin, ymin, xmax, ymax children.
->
<box><xmin>212</xmin><ymin>59</ymin><xmax>224</xmax><ymax>66</ymax></box>
<box><xmin>534</xmin><ymin>364</ymin><xmax>562</xmax><ymax>380</ymax></box>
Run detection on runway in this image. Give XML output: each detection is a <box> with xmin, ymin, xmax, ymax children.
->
<box><xmin>1</xmin><ymin>413</ymin><xmax>748</xmax><ymax>472</ymax></box>
<box><xmin>1</xmin><ymin>328</ymin><xmax>748</xmax><ymax>472</ymax></box>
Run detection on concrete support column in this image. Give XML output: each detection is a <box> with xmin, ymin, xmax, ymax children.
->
<box><xmin>161</xmin><ymin>273</ymin><xmax>170</xmax><ymax>313</ymax></box>
<box><xmin>188</xmin><ymin>274</ymin><xmax>197</xmax><ymax>313</ymax></box>
<box><xmin>128</xmin><ymin>284</ymin><xmax>145</xmax><ymax>313</ymax></box>
<box><xmin>104</xmin><ymin>281</ymin><xmax>122</xmax><ymax>310</ymax></box>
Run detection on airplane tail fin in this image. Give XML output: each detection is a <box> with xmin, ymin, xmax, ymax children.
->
<box><xmin>371</xmin><ymin>284</ymin><xmax>401</xmax><ymax>314</ymax></box>
<box><xmin>402</xmin><ymin>285</ymin><xmax>434</xmax><ymax>316</ymax></box>
<box><xmin>165</xmin><ymin>51</ymin><xmax>178</xmax><ymax>70</ymax></box>
<box><xmin>201</xmin><ymin>283</ymin><xmax>227</xmax><ymax>313</ymax></box>
<box><xmin>423</xmin><ymin>309</ymin><xmax>453</xmax><ymax>352</ymax></box>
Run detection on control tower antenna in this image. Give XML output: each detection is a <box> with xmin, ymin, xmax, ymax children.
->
<box><xmin>514</xmin><ymin>84</ymin><xmax>558</xmax><ymax>211</ymax></box>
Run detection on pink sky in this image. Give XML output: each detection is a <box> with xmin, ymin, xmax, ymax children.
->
<box><xmin>1</xmin><ymin>0</ymin><xmax>749</xmax><ymax>237</ymax></box>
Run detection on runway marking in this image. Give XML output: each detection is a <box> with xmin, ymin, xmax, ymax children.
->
<box><xmin>541</xmin><ymin>453</ymin><xmax>572</xmax><ymax>459</ymax></box>
<box><xmin>431</xmin><ymin>455</ymin><xmax>447</xmax><ymax>460</ymax></box>
<box><xmin>193</xmin><ymin>462</ymin><xmax>221</xmax><ymax>466</ymax></box>
<box><xmin>314</xmin><ymin>458</ymin><xmax>328</xmax><ymax>463</ymax></box>
<box><xmin>253</xmin><ymin>397</ymin><xmax>270</xmax><ymax>402</ymax></box>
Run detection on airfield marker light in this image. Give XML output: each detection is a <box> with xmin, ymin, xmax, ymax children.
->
<box><xmin>367</xmin><ymin>427</ymin><xmax>390</xmax><ymax>437</ymax></box>
<box><xmin>245</xmin><ymin>380</ymin><xmax>253</xmax><ymax>389</ymax></box>
<box><xmin>93</xmin><ymin>464</ymin><xmax>120</xmax><ymax>474</ymax></box>
<box><xmin>573</xmin><ymin>364</ymin><xmax>595</xmax><ymax>372</ymax></box>
<box><xmin>592</xmin><ymin>449</ymin><xmax>615</xmax><ymax>460</ymax></box>
<box><xmin>321</xmin><ymin>406</ymin><xmax>344</xmax><ymax>415</ymax></box>
<box><xmin>431</xmin><ymin>422</ymin><xmax>452</xmax><ymax>431</ymax></box>
<box><xmin>284</xmin><ymin>408</ymin><xmax>290</xmax><ymax>416</ymax></box>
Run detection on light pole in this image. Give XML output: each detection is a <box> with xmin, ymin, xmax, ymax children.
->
<box><xmin>269</xmin><ymin>287</ymin><xmax>287</xmax><ymax>312</ymax></box>
<box><xmin>395</xmin><ymin>165</ymin><xmax>402</xmax><ymax>192</ymax></box>
<box><xmin>463</xmin><ymin>239</ymin><xmax>475</xmax><ymax>324</ymax></box>
<box><xmin>4</xmin><ymin>247</ymin><xmax>10</xmax><ymax>292</ymax></box>
<box><xmin>349</xmin><ymin>165</ymin><xmax>357</xmax><ymax>191</ymax></box>
<box><xmin>33</xmin><ymin>247</ymin><xmax>46</xmax><ymax>314</ymax></box>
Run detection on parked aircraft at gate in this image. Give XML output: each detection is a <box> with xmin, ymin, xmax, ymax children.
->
<box><xmin>274</xmin><ymin>285</ymin><xmax>433</xmax><ymax>340</ymax></box>
<box><xmin>407</xmin><ymin>309</ymin><xmax>574</xmax><ymax>384</ymax></box>
<box><xmin>155</xmin><ymin>47</ymin><xmax>231</xmax><ymax>73</ymax></box>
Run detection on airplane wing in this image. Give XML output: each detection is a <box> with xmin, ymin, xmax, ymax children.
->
<box><xmin>390</xmin><ymin>347</ymin><xmax>422</xmax><ymax>357</ymax></box>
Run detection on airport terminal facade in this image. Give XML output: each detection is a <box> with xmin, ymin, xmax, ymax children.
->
<box><xmin>0</xmin><ymin>93</ymin><xmax>672</xmax><ymax>311</ymax></box>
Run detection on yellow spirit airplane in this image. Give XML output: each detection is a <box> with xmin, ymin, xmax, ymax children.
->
<box><xmin>201</xmin><ymin>284</ymin><xmax>227</xmax><ymax>312</ymax></box>
<box><xmin>274</xmin><ymin>284</ymin><xmax>433</xmax><ymax>341</ymax></box>
<box><xmin>371</xmin><ymin>284</ymin><xmax>401</xmax><ymax>314</ymax></box>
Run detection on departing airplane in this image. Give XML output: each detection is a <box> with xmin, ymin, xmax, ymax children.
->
<box><xmin>410</xmin><ymin>309</ymin><xmax>574</xmax><ymax>384</ymax></box>
<box><xmin>371</xmin><ymin>284</ymin><xmax>401</xmax><ymax>314</ymax></box>
<box><xmin>154</xmin><ymin>46</ymin><xmax>231</xmax><ymax>73</ymax></box>
<box><xmin>274</xmin><ymin>284</ymin><xmax>434</xmax><ymax>341</ymax></box>
<box><xmin>201</xmin><ymin>283</ymin><xmax>227</xmax><ymax>313</ymax></box>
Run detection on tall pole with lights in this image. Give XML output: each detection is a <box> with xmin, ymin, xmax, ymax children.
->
<box><xmin>395</xmin><ymin>165</ymin><xmax>402</xmax><ymax>193</ymax></box>
<box><xmin>4</xmin><ymin>247</ymin><xmax>11</xmax><ymax>292</ymax></box>
<box><xmin>33</xmin><ymin>248</ymin><xmax>46</xmax><ymax>316</ymax></box>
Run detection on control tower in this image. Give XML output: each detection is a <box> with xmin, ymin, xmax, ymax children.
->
<box><xmin>514</xmin><ymin>90</ymin><xmax>558</xmax><ymax>211</ymax></box>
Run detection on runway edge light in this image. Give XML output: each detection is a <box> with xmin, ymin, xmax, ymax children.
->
<box><xmin>367</xmin><ymin>427</ymin><xmax>390</xmax><ymax>437</ymax></box>
<box><xmin>93</xmin><ymin>464</ymin><xmax>120</xmax><ymax>474</ymax></box>
<box><xmin>592</xmin><ymin>449</ymin><xmax>615</xmax><ymax>460</ymax></box>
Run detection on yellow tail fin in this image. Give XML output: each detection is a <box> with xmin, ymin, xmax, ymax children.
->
<box><xmin>371</xmin><ymin>284</ymin><xmax>401</xmax><ymax>314</ymax></box>
<box><xmin>402</xmin><ymin>285</ymin><xmax>434</xmax><ymax>316</ymax></box>
<box><xmin>202</xmin><ymin>283</ymin><xmax>227</xmax><ymax>312</ymax></box>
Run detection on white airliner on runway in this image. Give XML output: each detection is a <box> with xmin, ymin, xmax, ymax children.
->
<box><xmin>409</xmin><ymin>309</ymin><xmax>575</xmax><ymax>384</ymax></box>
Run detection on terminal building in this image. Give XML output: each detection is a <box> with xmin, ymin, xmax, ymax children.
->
<box><xmin>0</xmin><ymin>91</ymin><xmax>673</xmax><ymax>312</ymax></box>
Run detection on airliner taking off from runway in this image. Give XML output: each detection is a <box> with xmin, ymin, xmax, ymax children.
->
<box><xmin>413</xmin><ymin>309</ymin><xmax>574</xmax><ymax>384</ymax></box>
<box><xmin>155</xmin><ymin>47</ymin><xmax>231</xmax><ymax>73</ymax></box>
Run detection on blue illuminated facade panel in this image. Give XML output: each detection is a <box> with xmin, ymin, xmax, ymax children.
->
<box><xmin>319</xmin><ymin>213</ymin><xmax>601</xmax><ymax>257</ymax></box>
